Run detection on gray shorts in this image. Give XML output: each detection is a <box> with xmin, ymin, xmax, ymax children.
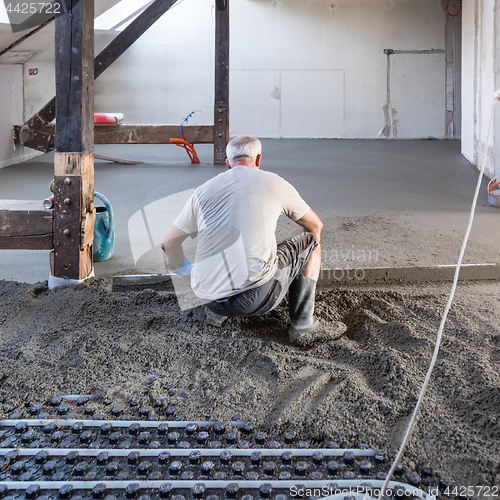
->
<box><xmin>206</xmin><ymin>232</ymin><xmax>318</xmax><ymax>317</ymax></box>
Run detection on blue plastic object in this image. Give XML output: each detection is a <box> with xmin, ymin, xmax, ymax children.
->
<box><xmin>93</xmin><ymin>192</ymin><xmax>115</xmax><ymax>262</ymax></box>
<box><xmin>175</xmin><ymin>256</ymin><xmax>193</xmax><ymax>275</ymax></box>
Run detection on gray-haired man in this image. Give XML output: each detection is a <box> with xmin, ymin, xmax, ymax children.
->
<box><xmin>161</xmin><ymin>136</ymin><xmax>346</xmax><ymax>346</ymax></box>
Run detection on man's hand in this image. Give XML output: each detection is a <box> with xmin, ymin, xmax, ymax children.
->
<box><xmin>161</xmin><ymin>225</ymin><xmax>190</xmax><ymax>271</ymax></box>
<box><xmin>295</xmin><ymin>209</ymin><xmax>323</xmax><ymax>241</ymax></box>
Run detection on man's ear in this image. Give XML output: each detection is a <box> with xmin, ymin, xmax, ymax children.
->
<box><xmin>226</xmin><ymin>159</ymin><xmax>231</xmax><ymax>169</ymax></box>
<box><xmin>255</xmin><ymin>154</ymin><xmax>262</xmax><ymax>168</ymax></box>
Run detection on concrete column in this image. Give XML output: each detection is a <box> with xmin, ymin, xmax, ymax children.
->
<box><xmin>494</xmin><ymin>0</ymin><xmax>500</xmax><ymax>177</ymax></box>
<box><xmin>462</xmin><ymin>0</ymin><xmax>499</xmax><ymax>178</ymax></box>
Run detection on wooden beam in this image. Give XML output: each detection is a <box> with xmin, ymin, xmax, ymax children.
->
<box><xmin>17</xmin><ymin>0</ymin><xmax>178</xmax><ymax>142</ymax></box>
<box><xmin>0</xmin><ymin>234</ymin><xmax>53</xmax><ymax>251</ymax></box>
<box><xmin>94</xmin><ymin>0</ymin><xmax>178</xmax><ymax>80</ymax></box>
<box><xmin>0</xmin><ymin>200</ymin><xmax>53</xmax><ymax>250</ymax></box>
<box><xmin>14</xmin><ymin>125</ymin><xmax>214</xmax><ymax>150</ymax></box>
<box><xmin>94</xmin><ymin>154</ymin><xmax>143</xmax><ymax>165</ymax></box>
<box><xmin>13</xmin><ymin>125</ymin><xmax>53</xmax><ymax>152</ymax></box>
<box><xmin>52</xmin><ymin>0</ymin><xmax>95</xmax><ymax>281</ymax></box>
<box><xmin>215</xmin><ymin>0</ymin><xmax>228</xmax><ymax>9</ymax></box>
<box><xmin>95</xmin><ymin>125</ymin><xmax>214</xmax><ymax>145</ymax></box>
<box><xmin>214</xmin><ymin>0</ymin><xmax>230</xmax><ymax>165</ymax></box>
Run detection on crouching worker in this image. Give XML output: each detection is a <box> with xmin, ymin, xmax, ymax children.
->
<box><xmin>161</xmin><ymin>136</ymin><xmax>346</xmax><ymax>347</ymax></box>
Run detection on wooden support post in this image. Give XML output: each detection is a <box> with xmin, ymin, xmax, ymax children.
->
<box><xmin>214</xmin><ymin>0</ymin><xmax>230</xmax><ymax>165</ymax></box>
<box><xmin>52</xmin><ymin>0</ymin><xmax>95</xmax><ymax>281</ymax></box>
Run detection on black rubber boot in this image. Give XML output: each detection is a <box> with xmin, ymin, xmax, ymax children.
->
<box><xmin>288</xmin><ymin>276</ymin><xmax>316</xmax><ymax>328</ymax></box>
<box><xmin>288</xmin><ymin>276</ymin><xmax>347</xmax><ymax>347</ymax></box>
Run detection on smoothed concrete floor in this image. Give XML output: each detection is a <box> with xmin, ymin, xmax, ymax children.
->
<box><xmin>0</xmin><ymin>139</ymin><xmax>499</xmax><ymax>283</ymax></box>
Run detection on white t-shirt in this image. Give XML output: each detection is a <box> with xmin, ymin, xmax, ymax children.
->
<box><xmin>173</xmin><ymin>165</ymin><xmax>310</xmax><ymax>301</ymax></box>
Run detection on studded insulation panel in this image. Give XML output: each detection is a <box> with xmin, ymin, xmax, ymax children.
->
<box><xmin>0</xmin><ymin>398</ymin><xmax>452</xmax><ymax>500</ymax></box>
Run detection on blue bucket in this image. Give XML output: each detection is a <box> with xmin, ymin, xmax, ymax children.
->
<box><xmin>93</xmin><ymin>192</ymin><xmax>115</xmax><ymax>262</ymax></box>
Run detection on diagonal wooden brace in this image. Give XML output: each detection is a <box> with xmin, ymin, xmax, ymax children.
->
<box><xmin>16</xmin><ymin>0</ymin><xmax>179</xmax><ymax>153</ymax></box>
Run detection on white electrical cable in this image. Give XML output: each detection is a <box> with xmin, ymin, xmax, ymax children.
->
<box><xmin>378</xmin><ymin>95</ymin><xmax>499</xmax><ymax>500</ymax></box>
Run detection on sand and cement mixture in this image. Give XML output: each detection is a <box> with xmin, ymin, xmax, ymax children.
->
<box><xmin>0</xmin><ymin>278</ymin><xmax>499</xmax><ymax>489</ymax></box>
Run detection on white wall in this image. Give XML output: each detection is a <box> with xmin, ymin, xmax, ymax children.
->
<box><xmin>23</xmin><ymin>61</ymin><xmax>54</xmax><ymax>119</ymax></box>
<box><xmin>230</xmin><ymin>0</ymin><xmax>449</xmax><ymax>139</ymax></box>
<box><xmin>0</xmin><ymin>0</ymin><xmax>125</xmax><ymax>170</ymax></box>
<box><xmin>11</xmin><ymin>0</ymin><xmax>458</xmax><ymax>148</ymax></box>
<box><xmin>20</xmin><ymin>0</ymin><xmax>216</xmax><ymax>132</ymax></box>
<box><xmin>0</xmin><ymin>65</ymin><xmax>16</xmax><ymax>164</ymax></box>
<box><xmin>496</xmin><ymin>0</ymin><xmax>500</xmax><ymax>179</ymax></box>
<box><xmin>462</xmin><ymin>0</ymin><xmax>500</xmax><ymax>178</ymax></box>
<box><xmin>461</xmin><ymin>0</ymin><xmax>474</xmax><ymax>162</ymax></box>
<box><xmin>93</xmin><ymin>1</ymin><xmax>216</xmax><ymax>129</ymax></box>
<box><xmin>0</xmin><ymin>64</ymin><xmax>39</xmax><ymax>168</ymax></box>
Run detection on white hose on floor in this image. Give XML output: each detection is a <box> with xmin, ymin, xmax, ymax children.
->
<box><xmin>378</xmin><ymin>95</ymin><xmax>500</xmax><ymax>500</ymax></box>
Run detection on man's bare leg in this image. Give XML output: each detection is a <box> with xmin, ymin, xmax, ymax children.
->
<box><xmin>301</xmin><ymin>243</ymin><xmax>321</xmax><ymax>281</ymax></box>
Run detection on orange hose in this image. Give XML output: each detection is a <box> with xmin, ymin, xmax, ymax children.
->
<box><xmin>489</xmin><ymin>181</ymin><xmax>500</xmax><ymax>192</ymax></box>
<box><xmin>170</xmin><ymin>138</ymin><xmax>200</xmax><ymax>164</ymax></box>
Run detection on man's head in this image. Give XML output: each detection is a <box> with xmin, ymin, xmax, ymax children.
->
<box><xmin>226</xmin><ymin>136</ymin><xmax>262</xmax><ymax>169</ymax></box>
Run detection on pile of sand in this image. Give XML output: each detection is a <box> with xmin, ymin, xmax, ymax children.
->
<box><xmin>0</xmin><ymin>278</ymin><xmax>499</xmax><ymax>488</ymax></box>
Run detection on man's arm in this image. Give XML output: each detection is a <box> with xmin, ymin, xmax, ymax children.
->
<box><xmin>295</xmin><ymin>209</ymin><xmax>323</xmax><ymax>242</ymax></box>
<box><xmin>161</xmin><ymin>225</ymin><xmax>190</xmax><ymax>270</ymax></box>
